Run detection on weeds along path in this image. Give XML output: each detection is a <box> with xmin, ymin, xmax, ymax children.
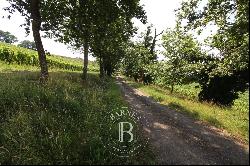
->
<box><xmin>116</xmin><ymin>76</ymin><xmax>249</xmax><ymax>165</ymax></box>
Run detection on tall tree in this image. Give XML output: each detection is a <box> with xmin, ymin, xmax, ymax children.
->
<box><xmin>91</xmin><ymin>16</ymin><xmax>139</xmax><ymax>77</ymax></box>
<box><xmin>5</xmin><ymin>0</ymin><xmax>51</xmax><ymax>81</ymax></box>
<box><xmin>122</xmin><ymin>42</ymin><xmax>153</xmax><ymax>83</ymax></box>
<box><xmin>150</xmin><ymin>28</ymin><xmax>163</xmax><ymax>56</ymax></box>
<box><xmin>93</xmin><ymin>0</ymin><xmax>146</xmax><ymax>78</ymax></box>
<box><xmin>122</xmin><ymin>25</ymin><xmax>160</xmax><ymax>84</ymax></box>
<box><xmin>64</xmin><ymin>0</ymin><xmax>92</xmax><ymax>80</ymax></box>
<box><xmin>5</xmin><ymin>0</ymin><xmax>69</xmax><ymax>82</ymax></box>
<box><xmin>31</xmin><ymin>0</ymin><xmax>48</xmax><ymax>81</ymax></box>
<box><xmin>62</xmin><ymin>0</ymin><xmax>147</xmax><ymax>78</ymax></box>
<box><xmin>162</xmin><ymin>28</ymin><xmax>204</xmax><ymax>93</ymax></box>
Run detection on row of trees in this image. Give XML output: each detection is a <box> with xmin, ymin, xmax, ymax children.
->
<box><xmin>0</xmin><ymin>30</ymin><xmax>36</xmax><ymax>50</ymax></box>
<box><xmin>122</xmin><ymin>0</ymin><xmax>249</xmax><ymax>106</ymax></box>
<box><xmin>4</xmin><ymin>0</ymin><xmax>146</xmax><ymax>82</ymax></box>
<box><xmin>4</xmin><ymin>0</ymin><xmax>248</xmax><ymax>105</ymax></box>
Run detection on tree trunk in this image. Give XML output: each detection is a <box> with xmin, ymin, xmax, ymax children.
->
<box><xmin>82</xmin><ymin>42</ymin><xmax>89</xmax><ymax>80</ymax></box>
<box><xmin>171</xmin><ymin>84</ymin><xmax>174</xmax><ymax>94</ymax></box>
<box><xmin>150</xmin><ymin>29</ymin><xmax>164</xmax><ymax>60</ymax></box>
<box><xmin>31</xmin><ymin>0</ymin><xmax>48</xmax><ymax>82</ymax></box>
<box><xmin>107</xmin><ymin>64</ymin><xmax>112</xmax><ymax>76</ymax></box>
<box><xmin>99</xmin><ymin>57</ymin><xmax>104</xmax><ymax>78</ymax></box>
<box><xmin>150</xmin><ymin>29</ymin><xmax>157</xmax><ymax>56</ymax></box>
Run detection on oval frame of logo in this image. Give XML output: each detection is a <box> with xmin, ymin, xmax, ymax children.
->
<box><xmin>102</xmin><ymin>106</ymin><xmax>150</xmax><ymax>158</ymax></box>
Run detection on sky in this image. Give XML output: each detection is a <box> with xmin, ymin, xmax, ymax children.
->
<box><xmin>135</xmin><ymin>0</ymin><xmax>183</xmax><ymax>32</ymax></box>
<box><xmin>0</xmin><ymin>0</ymin><xmax>190</xmax><ymax>60</ymax></box>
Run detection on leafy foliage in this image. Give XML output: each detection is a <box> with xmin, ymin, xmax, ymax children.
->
<box><xmin>4</xmin><ymin>0</ymin><xmax>147</xmax><ymax>79</ymax></box>
<box><xmin>0</xmin><ymin>30</ymin><xmax>18</xmax><ymax>44</ymax></box>
<box><xmin>133</xmin><ymin>0</ymin><xmax>249</xmax><ymax>105</ymax></box>
<box><xmin>122</xmin><ymin>43</ymin><xmax>152</xmax><ymax>83</ymax></box>
<box><xmin>161</xmin><ymin>28</ymin><xmax>204</xmax><ymax>92</ymax></box>
<box><xmin>122</xmin><ymin>25</ymin><xmax>161</xmax><ymax>84</ymax></box>
<box><xmin>175</xmin><ymin>0</ymin><xmax>249</xmax><ymax>105</ymax></box>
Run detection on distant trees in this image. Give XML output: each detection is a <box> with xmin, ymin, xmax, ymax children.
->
<box><xmin>0</xmin><ymin>30</ymin><xmax>37</xmax><ymax>51</ymax></box>
<box><xmin>18</xmin><ymin>40</ymin><xmax>36</xmax><ymax>50</ymax></box>
<box><xmin>122</xmin><ymin>25</ymin><xmax>162</xmax><ymax>84</ymax></box>
<box><xmin>90</xmin><ymin>15</ymin><xmax>143</xmax><ymax>78</ymax></box>
<box><xmin>0</xmin><ymin>30</ymin><xmax>18</xmax><ymax>44</ymax></box>
<box><xmin>122</xmin><ymin>42</ymin><xmax>152</xmax><ymax>83</ymax></box>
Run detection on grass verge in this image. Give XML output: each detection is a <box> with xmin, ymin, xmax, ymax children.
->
<box><xmin>0</xmin><ymin>65</ymin><xmax>155</xmax><ymax>164</ymax></box>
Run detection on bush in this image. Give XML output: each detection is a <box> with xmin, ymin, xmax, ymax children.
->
<box><xmin>198</xmin><ymin>69</ymin><xmax>249</xmax><ymax>105</ymax></box>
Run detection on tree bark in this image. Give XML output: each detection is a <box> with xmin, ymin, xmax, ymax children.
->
<box><xmin>150</xmin><ymin>29</ymin><xmax>164</xmax><ymax>59</ymax></box>
<box><xmin>30</xmin><ymin>0</ymin><xmax>48</xmax><ymax>82</ymax></box>
<box><xmin>171</xmin><ymin>84</ymin><xmax>174</xmax><ymax>94</ymax></box>
<box><xmin>150</xmin><ymin>29</ymin><xmax>157</xmax><ymax>55</ymax></box>
<box><xmin>99</xmin><ymin>57</ymin><xmax>104</xmax><ymax>78</ymax></box>
<box><xmin>106</xmin><ymin>64</ymin><xmax>112</xmax><ymax>76</ymax></box>
<box><xmin>82</xmin><ymin>42</ymin><xmax>89</xmax><ymax>80</ymax></box>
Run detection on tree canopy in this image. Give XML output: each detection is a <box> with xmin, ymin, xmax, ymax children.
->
<box><xmin>122</xmin><ymin>25</ymin><xmax>163</xmax><ymax>84</ymax></box>
<box><xmin>0</xmin><ymin>30</ymin><xmax>18</xmax><ymax>44</ymax></box>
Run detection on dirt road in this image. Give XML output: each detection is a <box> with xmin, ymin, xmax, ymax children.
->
<box><xmin>116</xmin><ymin>77</ymin><xmax>249</xmax><ymax>165</ymax></box>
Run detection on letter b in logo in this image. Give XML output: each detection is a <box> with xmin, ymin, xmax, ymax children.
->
<box><xmin>118</xmin><ymin>122</ymin><xmax>133</xmax><ymax>142</ymax></box>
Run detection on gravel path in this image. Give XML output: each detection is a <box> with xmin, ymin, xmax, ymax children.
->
<box><xmin>116</xmin><ymin>77</ymin><xmax>249</xmax><ymax>165</ymax></box>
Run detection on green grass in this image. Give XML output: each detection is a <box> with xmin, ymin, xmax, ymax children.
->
<box><xmin>124</xmin><ymin>77</ymin><xmax>249</xmax><ymax>143</ymax></box>
<box><xmin>0</xmin><ymin>64</ymin><xmax>155</xmax><ymax>164</ymax></box>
